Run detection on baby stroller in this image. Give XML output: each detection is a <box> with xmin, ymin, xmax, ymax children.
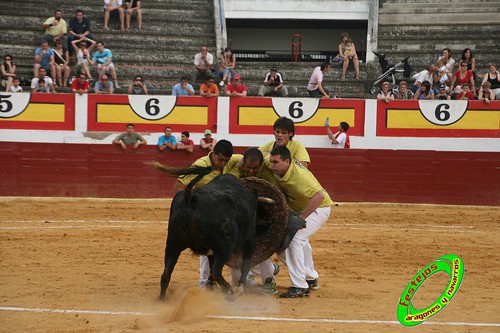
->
<box><xmin>371</xmin><ymin>51</ymin><xmax>412</xmax><ymax>95</ymax></box>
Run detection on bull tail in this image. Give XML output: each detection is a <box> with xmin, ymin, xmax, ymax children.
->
<box><xmin>145</xmin><ymin>161</ymin><xmax>213</xmax><ymax>202</ymax></box>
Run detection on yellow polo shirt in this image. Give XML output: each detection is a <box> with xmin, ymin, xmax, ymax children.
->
<box><xmin>178</xmin><ymin>152</ymin><xmax>219</xmax><ymax>187</ymax></box>
<box><xmin>264</xmin><ymin>158</ymin><xmax>332</xmax><ymax>211</ymax></box>
<box><xmin>226</xmin><ymin>154</ymin><xmax>276</xmax><ymax>183</ymax></box>
<box><xmin>259</xmin><ymin>140</ymin><xmax>311</xmax><ymax>164</ymax></box>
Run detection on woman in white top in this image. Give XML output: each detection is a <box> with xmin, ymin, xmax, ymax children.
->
<box><xmin>377</xmin><ymin>81</ymin><xmax>394</xmax><ymax>103</ymax></box>
<box><xmin>71</xmin><ymin>37</ymin><xmax>96</xmax><ymax>80</ymax></box>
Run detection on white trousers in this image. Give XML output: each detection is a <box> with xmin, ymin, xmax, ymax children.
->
<box><xmin>229</xmin><ymin>258</ymin><xmax>275</xmax><ymax>285</ymax></box>
<box><xmin>199</xmin><ymin>255</ymin><xmax>210</xmax><ymax>283</ymax></box>
<box><xmin>281</xmin><ymin>206</ymin><xmax>331</xmax><ymax>289</ymax></box>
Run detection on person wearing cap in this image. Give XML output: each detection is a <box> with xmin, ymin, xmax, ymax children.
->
<box><xmin>200</xmin><ymin>129</ymin><xmax>217</xmax><ymax>151</ymax></box>
<box><xmin>377</xmin><ymin>81</ymin><xmax>394</xmax><ymax>104</ymax></box>
<box><xmin>225</xmin><ymin>74</ymin><xmax>247</xmax><ymax>97</ymax></box>
<box><xmin>436</xmin><ymin>84</ymin><xmax>451</xmax><ymax>100</ymax></box>
<box><xmin>172</xmin><ymin>75</ymin><xmax>195</xmax><ymax>96</ymax></box>
<box><xmin>258</xmin><ymin>66</ymin><xmax>288</xmax><ymax>97</ymax></box>
<box><xmin>396</xmin><ymin>80</ymin><xmax>414</xmax><ymax>100</ymax></box>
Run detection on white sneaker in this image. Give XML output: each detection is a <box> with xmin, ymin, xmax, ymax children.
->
<box><xmin>219</xmin><ymin>81</ymin><xmax>225</xmax><ymax>87</ymax></box>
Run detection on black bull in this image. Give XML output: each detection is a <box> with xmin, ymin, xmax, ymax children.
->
<box><xmin>145</xmin><ymin>162</ymin><xmax>305</xmax><ymax>300</ymax></box>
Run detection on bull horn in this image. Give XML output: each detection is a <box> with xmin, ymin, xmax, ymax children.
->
<box><xmin>258</xmin><ymin>196</ymin><xmax>275</xmax><ymax>204</ymax></box>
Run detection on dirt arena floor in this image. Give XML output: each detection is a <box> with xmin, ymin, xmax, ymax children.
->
<box><xmin>0</xmin><ymin>198</ymin><xmax>499</xmax><ymax>333</ymax></box>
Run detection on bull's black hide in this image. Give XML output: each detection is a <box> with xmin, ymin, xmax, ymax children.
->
<box><xmin>160</xmin><ymin>174</ymin><xmax>257</xmax><ymax>299</ymax></box>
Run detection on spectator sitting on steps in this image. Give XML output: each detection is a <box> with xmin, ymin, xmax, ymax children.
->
<box><xmin>94</xmin><ymin>74</ymin><xmax>114</xmax><ymax>94</ymax></box>
<box><xmin>71</xmin><ymin>37</ymin><xmax>96</xmax><ymax>81</ymax></box>
<box><xmin>1</xmin><ymin>54</ymin><xmax>16</xmax><ymax>92</ymax></box>
<box><xmin>338</xmin><ymin>33</ymin><xmax>360</xmax><ymax>80</ymax></box>
<box><xmin>33</xmin><ymin>40</ymin><xmax>56</xmax><ymax>79</ymax></box>
<box><xmin>31</xmin><ymin>67</ymin><xmax>56</xmax><ymax>94</ymax></box>
<box><xmin>125</xmin><ymin>0</ymin><xmax>143</xmax><ymax>31</ymax></box>
<box><xmin>225</xmin><ymin>74</ymin><xmax>247</xmax><ymax>97</ymax></box>
<box><xmin>258</xmin><ymin>66</ymin><xmax>289</xmax><ymax>97</ymax></box>
<box><xmin>67</xmin><ymin>9</ymin><xmax>94</xmax><ymax>57</ymax></box>
<box><xmin>200</xmin><ymin>76</ymin><xmax>219</xmax><ymax>97</ymax></box>
<box><xmin>40</xmin><ymin>9</ymin><xmax>67</xmax><ymax>46</ymax></box>
<box><xmin>219</xmin><ymin>47</ymin><xmax>235</xmax><ymax>87</ymax></box>
<box><xmin>53</xmin><ymin>40</ymin><xmax>71</xmax><ymax>88</ymax></box>
<box><xmin>307</xmin><ymin>62</ymin><xmax>331</xmax><ymax>99</ymax></box>
<box><xmin>192</xmin><ymin>46</ymin><xmax>214</xmax><ymax>85</ymax></box>
<box><xmin>89</xmin><ymin>41</ymin><xmax>120</xmax><ymax>89</ymax></box>
<box><xmin>172</xmin><ymin>76</ymin><xmax>195</xmax><ymax>96</ymax></box>
<box><xmin>103</xmin><ymin>0</ymin><xmax>125</xmax><ymax>31</ymax></box>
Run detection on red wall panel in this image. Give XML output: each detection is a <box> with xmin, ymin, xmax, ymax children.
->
<box><xmin>0</xmin><ymin>142</ymin><xmax>498</xmax><ymax>206</ymax></box>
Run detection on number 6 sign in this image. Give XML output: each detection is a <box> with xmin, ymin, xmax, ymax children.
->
<box><xmin>418</xmin><ymin>100</ymin><xmax>468</xmax><ymax>126</ymax></box>
<box><xmin>128</xmin><ymin>95</ymin><xmax>177</xmax><ymax>120</ymax></box>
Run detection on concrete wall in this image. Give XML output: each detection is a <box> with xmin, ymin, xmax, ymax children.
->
<box><xmin>1</xmin><ymin>142</ymin><xmax>498</xmax><ymax>206</ymax></box>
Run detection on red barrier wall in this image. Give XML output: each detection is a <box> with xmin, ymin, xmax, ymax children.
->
<box><xmin>1</xmin><ymin>142</ymin><xmax>498</xmax><ymax>206</ymax></box>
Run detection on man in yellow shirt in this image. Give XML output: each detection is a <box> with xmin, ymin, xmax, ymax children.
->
<box><xmin>173</xmin><ymin>139</ymin><xmax>233</xmax><ymax>193</ymax></box>
<box><xmin>266</xmin><ymin>145</ymin><xmax>333</xmax><ymax>298</ymax></box>
<box><xmin>259</xmin><ymin>117</ymin><xmax>310</xmax><ymax>168</ymax></box>
<box><xmin>41</xmin><ymin>9</ymin><xmax>68</xmax><ymax>45</ymax></box>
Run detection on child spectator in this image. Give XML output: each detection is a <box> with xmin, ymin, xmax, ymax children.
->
<box><xmin>456</xmin><ymin>82</ymin><xmax>474</xmax><ymax>100</ymax></box>
<box><xmin>1</xmin><ymin>54</ymin><xmax>16</xmax><ymax>92</ymax></box>
<box><xmin>200</xmin><ymin>130</ymin><xmax>217</xmax><ymax>151</ymax></box>
<box><xmin>33</xmin><ymin>78</ymin><xmax>47</xmax><ymax>93</ymax></box>
<box><xmin>478</xmin><ymin>81</ymin><xmax>495</xmax><ymax>104</ymax></box>
<box><xmin>176</xmin><ymin>131</ymin><xmax>194</xmax><ymax>153</ymax></box>
<box><xmin>325</xmin><ymin>118</ymin><xmax>350</xmax><ymax>149</ymax></box>
<box><xmin>9</xmin><ymin>77</ymin><xmax>23</xmax><ymax>93</ymax></box>
<box><xmin>436</xmin><ymin>84</ymin><xmax>451</xmax><ymax>100</ymax></box>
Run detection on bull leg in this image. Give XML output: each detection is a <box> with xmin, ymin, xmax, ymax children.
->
<box><xmin>210</xmin><ymin>254</ymin><xmax>232</xmax><ymax>294</ymax></box>
<box><xmin>237</xmin><ymin>241</ymin><xmax>254</xmax><ymax>291</ymax></box>
<box><xmin>159</xmin><ymin>243</ymin><xmax>185</xmax><ymax>300</ymax></box>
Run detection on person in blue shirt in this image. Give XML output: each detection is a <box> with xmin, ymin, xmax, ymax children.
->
<box><xmin>90</xmin><ymin>41</ymin><xmax>120</xmax><ymax>89</ymax></box>
<box><xmin>33</xmin><ymin>40</ymin><xmax>56</xmax><ymax>78</ymax></box>
<box><xmin>172</xmin><ymin>76</ymin><xmax>195</xmax><ymax>96</ymax></box>
<box><xmin>157</xmin><ymin>126</ymin><xmax>177</xmax><ymax>151</ymax></box>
